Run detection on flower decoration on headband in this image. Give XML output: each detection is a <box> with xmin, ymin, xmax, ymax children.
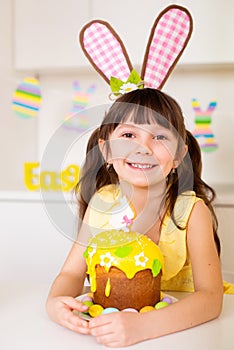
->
<box><xmin>110</xmin><ymin>69</ymin><xmax>144</xmax><ymax>98</ymax></box>
<box><xmin>79</xmin><ymin>5</ymin><xmax>193</xmax><ymax>98</ymax></box>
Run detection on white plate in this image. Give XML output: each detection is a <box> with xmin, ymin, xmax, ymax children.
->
<box><xmin>75</xmin><ymin>292</ymin><xmax>178</xmax><ymax>321</ymax></box>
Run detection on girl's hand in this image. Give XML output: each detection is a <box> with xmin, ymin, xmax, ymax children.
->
<box><xmin>46</xmin><ymin>296</ymin><xmax>90</xmax><ymax>334</ymax></box>
<box><xmin>89</xmin><ymin>311</ymin><xmax>146</xmax><ymax>347</ymax></box>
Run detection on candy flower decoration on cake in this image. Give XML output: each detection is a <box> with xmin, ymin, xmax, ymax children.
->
<box><xmin>100</xmin><ymin>252</ymin><xmax>116</xmax><ymax>269</ymax></box>
<box><xmin>134</xmin><ymin>252</ymin><xmax>149</xmax><ymax>267</ymax></box>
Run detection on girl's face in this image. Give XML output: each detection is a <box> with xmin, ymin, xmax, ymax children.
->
<box><xmin>100</xmin><ymin>121</ymin><xmax>187</xmax><ymax>189</ymax></box>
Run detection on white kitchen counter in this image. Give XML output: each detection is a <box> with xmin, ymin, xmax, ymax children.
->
<box><xmin>0</xmin><ymin>282</ymin><xmax>233</xmax><ymax>350</ymax></box>
<box><xmin>1</xmin><ymin>183</ymin><xmax>234</xmax><ymax>205</ymax></box>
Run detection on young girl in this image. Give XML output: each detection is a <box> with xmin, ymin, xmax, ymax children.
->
<box><xmin>46</xmin><ymin>88</ymin><xmax>223</xmax><ymax>347</ymax></box>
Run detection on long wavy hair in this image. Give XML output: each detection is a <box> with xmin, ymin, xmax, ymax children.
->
<box><xmin>75</xmin><ymin>88</ymin><xmax>220</xmax><ymax>255</ymax></box>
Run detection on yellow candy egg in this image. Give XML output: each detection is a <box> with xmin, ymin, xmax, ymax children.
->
<box><xmin>89</xmin><ymin>304</ymin><xmax>104</xmax><ymax>317</ymax></box>
<box><xmin>139</xmin><ymin>306</ymin><xmax>155</xmax><ymax>313</ymax></box>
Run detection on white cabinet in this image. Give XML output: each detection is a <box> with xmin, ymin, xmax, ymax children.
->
<box><xmin>92</xmin><ymin>0</ymin><xmax>234</xmax><ymax>65</ymax></box>
<box><xmin>14</xmin><ymin>0</ymin><xmax>170</xmax><ymax>70</ymax></box>
<box><xmin>0</xmin><ymin>194</ymin><xmax>74</xmax><ymax>282</ymax></box>
<box><xmin>176</xmin><ymin>0</ymin><xmax>234</xmax><ymax>64</ymax></box>
<box><xmin>13</xmin><ymin>0</ymin><xmax>90</xmax><ymax>70</ymax></box>
<box><xmin>91</xmin><ymin>0</ymin><xmax>170</xmax><ymax>68</ymax></box>
<box><xmin>13</xmin><ymin>0</ymin><xmax>234</xmax><ymax>70</ymax></box>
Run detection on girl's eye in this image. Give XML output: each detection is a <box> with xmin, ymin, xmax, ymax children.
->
<box><xmin>154</xmin><ymin>135</ymin><xmax>167</xmax><ymax>140</ymax></box>
<box><xmin>122</xmin><ymin>132</ymin><xmax>135</xmax><ymax>138</ymax></box>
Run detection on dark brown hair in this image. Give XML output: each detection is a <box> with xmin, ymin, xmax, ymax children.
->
<box><xmin>76</xmin><ymin>88</ymin><xmax>220</xmax><ymax>255</ymax></box>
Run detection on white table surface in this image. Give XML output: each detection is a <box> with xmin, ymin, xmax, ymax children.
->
<box><xmin>1</xmin><ymin>282</ymin><xmax>233</xmax><ymax>350</ymax></box>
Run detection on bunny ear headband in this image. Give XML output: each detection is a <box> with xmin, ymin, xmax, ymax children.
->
<box><xmin>79</xmin><ymin>5</ymin><xmax>193</xmax><ymax>98</ymax></box>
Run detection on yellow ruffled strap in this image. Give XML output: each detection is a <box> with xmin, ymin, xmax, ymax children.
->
<box><xmin>160</xmin><ymin>191</ymin><xmax>199</xmax><ymax>282</ymax></box>
<box><xmin>223</xmin><ymin>281</ymin><xmax>234</xmax><ymax>294</ymax></box>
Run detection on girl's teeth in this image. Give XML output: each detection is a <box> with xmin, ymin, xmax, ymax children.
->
<box><xmin>131</xmin><ymin>163</ymin><xmax>153</xmax><ymax>169</ymax></box>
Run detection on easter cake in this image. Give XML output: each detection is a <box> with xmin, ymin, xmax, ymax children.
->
<box><xmin>84</xmin><ymin>229</ymin><xmax>164</xmax><ymax>311</ymax></box>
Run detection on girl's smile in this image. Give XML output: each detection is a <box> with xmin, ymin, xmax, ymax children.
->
<box><xmin>126</xmin><ymin>162</ymin><xmax>157</xmax><ymax>170</ymax></box>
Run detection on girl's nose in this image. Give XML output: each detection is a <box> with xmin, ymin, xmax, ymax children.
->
<box><xmin>135</xmin><ymin>141</ymin><xmax>153</xmax><ymax>155</ymax></box>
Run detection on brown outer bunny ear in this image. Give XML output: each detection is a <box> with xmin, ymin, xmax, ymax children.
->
<box><xmin>79</xmin><ymin>20</ymin><xmax>133</xmax><ymax>84</ymax></box>
<box><xmin>141</xmin><ymin>5</ymin><xmax>193</xmax><ymax>90</ymax></box>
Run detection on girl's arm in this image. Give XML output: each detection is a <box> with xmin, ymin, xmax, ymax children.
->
<box><xmin>88</xmin><ymin>200</ymin><xmax>223</xmax><ymax>347</ymax></box>
<box><xmin>46</xmin><ymin>224</ymin><xmax>91</xmax><ymax>334</ymax></box>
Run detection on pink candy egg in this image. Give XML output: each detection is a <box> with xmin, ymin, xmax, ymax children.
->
<box><xmin>81</xmin><ymin>295</ymin><xmax>93</xmax><ymax>302</ymax></box>
<box><xmin>122</xmin><ymin>308</ymin><xmax>138</xmax><ymax>313</ymax></box>
<box><xmin>161</xmin><ymin>296</ymin><xmax>173</xmax><ymax>304</ymax></box>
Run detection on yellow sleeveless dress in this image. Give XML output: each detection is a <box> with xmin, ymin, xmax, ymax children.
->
<box><xmin>159</xmin><ymin>191</ymin><xmax>199</xmax><ymax>292</ymax></box>
<box><xmin>88</xmin><ymin>184</ymin><xmax>234</xmax><ymax>294</ymax></box>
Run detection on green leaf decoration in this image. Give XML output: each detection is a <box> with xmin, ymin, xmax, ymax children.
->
<box><xmin>127</xmin><ymin>69</ymin><xmax>142</xmax><ymax>84</ymax></box>
<box><xmin>152</xmin><ymin>259</ymin><xmax>162</xmax><ymax>277</ymax></box>
<box><xmin>83</xmin><ymin>247</ymin><xmax>89</xmax><ymax>259</ymax></box>
<box><xmin>110</xmin><ymin>76</ymin><xmax>124</xmax><ymax>92</ymax></box>
<box><xmin>114</xmin><ymin>245</ymin><xmax>132</xmax><ymax>258</ymax></box>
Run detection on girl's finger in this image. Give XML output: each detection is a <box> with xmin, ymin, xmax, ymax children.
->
<box><xmin>63</xmin><ymin>319</ymin><xmax>90</xmax><ymax>335</ymax></box>
<box><xmin>68</xmin><ymin>312</ymin><xmax>89</xmax><ymax>328</ymax></box>
<box><xmin>89</xmin><ymin>315</ymin><xmax>112</xmax><ymax>328</ymax></box>
<box><xmin>63</xmin><ymin>297</ymin><xmax>88</xmax><ymax>312</ymax></box>
<box><xmin>62</xmin><ymin>312</ymin><xmax>90</xmax><ymax>334</ymax></box>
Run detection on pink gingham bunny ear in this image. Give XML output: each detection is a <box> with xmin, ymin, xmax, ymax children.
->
<box><xmin>141</xmin><ymin>5</ymin><xmax>193</xmax><ymax>89</ymax></box>
<box><xmin>79</xmin><ymin>20</ymin><xmax>133</xmax><ymax>84</ymax></box>
<box><xmin>79</xmin><ymin>5</ymin><xmax>193</xmax><ymax>95</ymax></box>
